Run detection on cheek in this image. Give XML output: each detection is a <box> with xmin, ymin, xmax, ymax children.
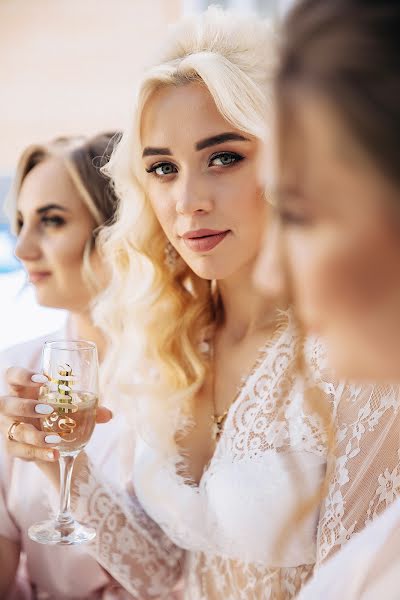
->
<box><xmin>284</xmin><ymin>233</ymin><xmax>329</xmax><ymax>325</ymax></box>
<box><xmin>288</xmin><ymin>225</ymin><xmax>400</xmax><ymax>378</ymax></box>
<box><xmin>320</xmin><ymin>230</ymin><xmax>400</xmax><ymax>316</ymax></box>
<box><xmin>148</xmin><ymin>194</ymin><xmax>175</xmax><ymax>239</ymax></box>
<box><xmin>230</xmin><ymin>182</ymin><xmax>267</xmax><ymax>237</ymax></box>
<box><xmin>283</xmin><ymin>226</ymin><xmax>389</xmax><ymax>331</ymax></box>
<box><xmin>46</xmin><ymin>236</ymin><xmax>87</xmax><ymax>278</ymax></box>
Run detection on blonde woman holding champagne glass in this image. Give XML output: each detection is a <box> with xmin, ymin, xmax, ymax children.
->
<box><xmin>0</xmin><ymin>133</ymin><xmax>148</xmax><ymax>599</ymax></box>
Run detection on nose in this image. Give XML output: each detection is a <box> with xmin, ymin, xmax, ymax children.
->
<box><xmin>254</xmin><ymin>216</ymin><xmax>289</xmax><ymax>302</ymax></box>
<box><xmin>175</xmin><ymin>172</ymin><xmax>213</xmax><ymax>215</ymax></box>
<box><xmin>14</xmin><ymin>226</ymin><xmax>42</xmax><ymax>263</ymax></box>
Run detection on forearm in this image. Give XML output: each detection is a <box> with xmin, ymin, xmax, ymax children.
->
<box><xmin>0</xmin><ymin>535</ymin><xmax>20</xmax><ymax>597</ymax></box>
<box><xmin>70</xmin><ymin>454</ymin><xmax>183</xmax><ymax>598</ymax></box>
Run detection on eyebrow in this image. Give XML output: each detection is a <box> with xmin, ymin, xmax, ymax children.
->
<box><xmin>142</xmin><ymin>146</ymin><xmax>172</xmax><ymax>158</ymax></box>
<box><xmin>142</xmin><ymin>132</ymin><xmax>250</xmax><ymax>158</ymax></box>
<box><xmin>36</xmin><ymin>204</ymin><xmax>69</xmax><ymax>214</ymax></box>
<box><xmin>195</xmin><ymin>132</ymin><xmax>250</xmax><ymax>151</ymax></box>
<box><xmin>17</xmin><ymin>203</ymin><xmax>70</xmax><ymax>218</ymax></box>
<box><xmin>17</xmin><ymin>204</ymin><xmax>70</xmax><ymax>217</ymax></box>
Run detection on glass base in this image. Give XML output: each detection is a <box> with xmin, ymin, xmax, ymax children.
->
<box><xmin>28</xmin><ymin>518</ymin><xmax>96</xmax><ymax>546</ymax></box>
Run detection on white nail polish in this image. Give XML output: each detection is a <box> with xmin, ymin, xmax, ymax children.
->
<box><xmin>31</xmin><ymin>374</ymin><xmax>48</xmax><ymax>384</ymax></box>
<box><xmin>44</xmin><ymin>434</ymin><xmax>62</xmax><ymax>444</ymax></box>
<box><xmin>35</xmin><ymin>404</ymin><xmax>54</xmax><ymax>415</ymax></box>
<box><xmin>47</xmin><ymin>451</ymin><xmax>55</xmax><ymax>460</ymax></box>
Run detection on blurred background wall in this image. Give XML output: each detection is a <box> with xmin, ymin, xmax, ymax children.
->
<box><xmin>0</xmin><ymin>0</ymin><xmax>293</xmax><ymax>172</ymax></box>
<box><xmin>0</xmin><ymin>0</ymin><xmax>182</xmax><ymax>172</ymax></box>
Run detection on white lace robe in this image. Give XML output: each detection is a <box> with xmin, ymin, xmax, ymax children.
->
<box><xmin>71</xmin><ymin>314</ymin><xmax>400</xmax><ymax>599</ymax></box>
<box><xmin>296</xmin><ymin>498</ymin><xmax>400</xmax><ymax>600</ymax></box>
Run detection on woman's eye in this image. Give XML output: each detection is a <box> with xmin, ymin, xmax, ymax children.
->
<box><xmin>146</xmin><ymin>162</ymin><xmax>178</xmax><ymax>177</ymax></box>
<box><xmin>279</xmin><ymin>210</ymin><xmax>311</xmax><ymax>226</ymax></box>
<box><xmin>42</xmin><ymin>215</ymin><xmax>65</xmax><ymax>228</ymax></box>
<box><xmin>209</xmin><ymin>152</ymin><xmax>244</xmax><ymax>168</ymax></box>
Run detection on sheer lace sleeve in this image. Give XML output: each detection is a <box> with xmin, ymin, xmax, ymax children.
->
<box><xmin>71</xmin><ymin>454</ymin><xmax>184</xmax><ymax>599</ymax></box>
<box><xmin>305</xmin><ymin>339</ymin><xmax>400</xmax><ymax>565</ymax></box>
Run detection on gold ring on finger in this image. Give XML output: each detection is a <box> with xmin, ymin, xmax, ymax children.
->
<box><xmin>7</xmin><ymin>421</ymin><xmax>21</xmax><ymax>442</ymax></box>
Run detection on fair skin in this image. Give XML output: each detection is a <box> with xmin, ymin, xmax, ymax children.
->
<box><xmin>142</xmin><ymin>82</ymin><xmax>276</xmax><ymax>484</ymax></box>
<box><xmin>255</xmin><ymin>92</ymin><xmax>400</xmax><ymax>381</ymax></box>
<box><xmin>0</xmin><ymin>157</ymin><xmax>111</xmax><ymax>595</ymax></box>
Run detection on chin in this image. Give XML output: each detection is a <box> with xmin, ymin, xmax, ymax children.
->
<box><xmin>185</xmin><ymin>254</ymin><xmax>248</xmax><ymax>282</ymax></box>
<box><xmin>189</xmin><ymin>264</ymin><xmax>234</xmax><ymax>281</ymax></box>
<box><xmin>34</xmin><ymin>292</ymin><xmax>67</xmax><ymax>310</ymax></box>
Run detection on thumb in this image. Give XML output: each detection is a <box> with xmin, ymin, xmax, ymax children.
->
<box><xmin>96</xmin><ymin>406</ymin><xmax>113</xmax><ymax>424</ymax></box>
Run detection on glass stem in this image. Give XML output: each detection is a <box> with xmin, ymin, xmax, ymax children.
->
<box><xmin>57</xmin><ymin>453</ymin><xmax>77</xmax><ymax>525</ymax></box>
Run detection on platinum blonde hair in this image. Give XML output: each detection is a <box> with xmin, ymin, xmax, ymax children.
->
<box><xmin>96</xmin><ymin>7</ymin><xmax>277</xmax><ymax>454</ymax></box>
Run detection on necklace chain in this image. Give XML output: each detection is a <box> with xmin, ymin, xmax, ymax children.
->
<box><xmin>211</xmin><ymin>409</ymin><xmax>229</xmax><ymax>441</ymax></box>
<box><xmin>209</xmin><ymin>339</ymin><xmax>231</xmax><ymax>441</ymax></box>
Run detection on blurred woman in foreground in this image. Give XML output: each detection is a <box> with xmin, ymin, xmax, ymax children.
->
<box><xmin>255</xmin><ymin>1</ymin><xmax>400</xmax><ymax>598</ymax></box>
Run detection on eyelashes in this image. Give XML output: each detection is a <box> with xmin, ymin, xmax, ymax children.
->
<box><xmin>16</xmin><ymin>215</ymin><xmax>66</xmax><ymax>234</ymax></box>
<box><xmin>41</xmin><ymin>216</ymin><xmax>66</xmax><ymax>227</ymax></box>
<box><xmin>145</xmin><ymin>162</ymin><xmax>178</xmax><ymax>177</ymax></box>
<box><xmin>208</xmin><ymin>151</ymin><xmax>244</xmax><ymax>167</ymax></box>
<box><xmin>278</xmin><ymin>210</ymin><xmax>313</xmax><ymax>226</ymax></box>
<box><xmin>145</xmin><ymin>151</ymin><xmax>245</xmax><ymax>179</ymax></box>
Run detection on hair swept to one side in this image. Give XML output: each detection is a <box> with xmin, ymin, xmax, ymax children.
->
<box><xmin>95</xmin><ymin>7</ymin><xmax>277</xmax><ymax>455</ymax></box>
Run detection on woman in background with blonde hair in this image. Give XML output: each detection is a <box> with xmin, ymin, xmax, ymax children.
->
<box><xmin>0</xmin><ymin>132</ymin><xmax>146</xmax><ymax>599</ymax></box>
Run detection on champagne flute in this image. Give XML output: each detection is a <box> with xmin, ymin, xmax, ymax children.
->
<box><xmin>28</xmin><ymin>340</ymin><xmax>99</xmax><ymax>545</ymax></box>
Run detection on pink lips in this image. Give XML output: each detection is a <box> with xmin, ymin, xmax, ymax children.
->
<box><xmin>28</xmin><ymin>271</ymin><xmax>51</xmax><ymax>284</ymax></box>
<box><xmin>182</xmin><ymin>229</ymin><xmax>230</xmax><ymax>253</ymax></box>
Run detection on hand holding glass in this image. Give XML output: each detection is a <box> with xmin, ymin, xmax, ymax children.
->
<box><xmin>28</xmin><ymin>340</ymin><xmax>99</xmax><ymax>545</ymax></box>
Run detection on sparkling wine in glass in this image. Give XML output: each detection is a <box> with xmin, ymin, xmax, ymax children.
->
<box><xmin>28</xmin><ymin>340</ymin><xmax>99</xmax><ymax>545</ymax></box>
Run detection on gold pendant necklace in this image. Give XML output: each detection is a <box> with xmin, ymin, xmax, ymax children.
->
<box><xmin>211</xmin><ymin>410</ymin><xmax>229</xmax><ymax>441</ymax></box>
<box><xmin>210</xmin><ymin>337</ymin><xmax>231</xmax><ymax>441</ymax></box>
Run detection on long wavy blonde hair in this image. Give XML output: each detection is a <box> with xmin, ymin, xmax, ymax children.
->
<box><xmin>96</xmin><ymin>7</ymin><xmax>277</xmax><ymax>453</ymax></box>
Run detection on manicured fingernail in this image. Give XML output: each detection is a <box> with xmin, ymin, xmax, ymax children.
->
<box><xmin>45</xmin><ymin>434</ymin><xmax>62</xmax><ymax>444</ymax></box>
<box><xmin>31</xmin><ymin>374</ymin><xmax>48</xmax><ymax>383</ymax></box>
<box><xmin>47</xmin><ymin>450</ymin><xmax>56</xmax><ymax>460</ymax></box>
<box><xmin>35</xmin><ymin>403</ymin><xmax>54</xmax><ymax>415</ymax></box>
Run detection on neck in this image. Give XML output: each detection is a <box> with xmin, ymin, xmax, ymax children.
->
<box><xmin>216</xmin><ymin>260</ymin><xmax>277</xmax><ymax>342</ymax></box>
<box><xmin>67</xmin><ymin>310</ymin><xmax>106</xmax><ymax>362</ymax></box>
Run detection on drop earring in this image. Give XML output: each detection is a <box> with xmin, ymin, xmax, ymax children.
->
<box><xmin>164</xmin><ymin>242</ymin><xmax>179</xmax><ymax>271</ymax></box>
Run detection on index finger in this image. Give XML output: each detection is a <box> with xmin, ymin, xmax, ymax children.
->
<box><xmin>0</xmin><ymin>395</ymin><xmax>54</xmax><ymax>419</ymax></box>
<box><xmin>6</xmin><ymin>367</ymin><xmax>48</xmax><ymax>399</ymax></box>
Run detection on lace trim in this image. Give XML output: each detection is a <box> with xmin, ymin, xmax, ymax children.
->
<box><xmin>71</xmin><ymin>455</ymin><xmax>183</xmax><ymax>599</ymax></box>
<box><xmin>316</xmin><ymin>382</ymin><xmax>400</xmax><ymax>563</ymax></box>
<box><xmin>185</xmin><ymin>552</ymin><xmax>314</xmax><ymax>600</ymax></box>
